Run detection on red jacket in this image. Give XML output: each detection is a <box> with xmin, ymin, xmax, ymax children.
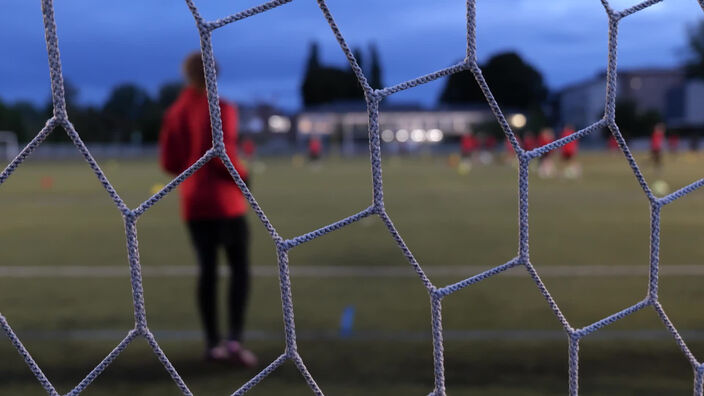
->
<box><xmin>159</xmin><ymin>87</ymin><xmax>248</xmax><ymax>221</ymax></box>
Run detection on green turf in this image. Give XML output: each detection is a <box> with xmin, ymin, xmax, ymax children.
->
<box><xmin>0</xmin><ymin>152</ymin><xmax>703</xmax><ymax>394</ymax></box>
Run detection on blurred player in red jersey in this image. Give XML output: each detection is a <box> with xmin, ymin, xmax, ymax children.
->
<box><xmin>651</xmin><ymin>123</ymin><xmax>665</xmax><ymax>171</ymax></box>
<box><xmin>607</xmin><ymin>135</ymin><xmax>619</xmax><ymax>153</ymax></box>
<box><xmin>241</xmin><ymin>137</ymin><xmax>256</xmax><ymax>160</ymax></box>
<box><xmin>668</xmin><ymin>132</ymin><xmax>680</xmax><ymax>154</ymax></box>
<box><xmin>308</xmin><ymin>136</ymin><xmax>322</xmax><ymax>162</ymax></box>
<box><xmin>159</xmin><ymin>52</ymin><xmax>257</xmax><ymax>366</ymax></box>
<box><xmin>503</xmin><ymin>135</ymin><xmax>521</xmax><ymax>165</ymax></box>
<box><xmin>537</xmin><ymin>127</ymin><xmax>556</xmax><ymax>178</ymax></box>
<box><xmin>480</xmin><ymin>134</ymin><xmax>498</xmax><ymax>165</ymax></box>
<box><xmin>522</xmin><ymin>131</ymin><xmax>537</xmax><ymax>151</ymax></box>
<box><xmin>460</xmin><ymin>132</ymin><xmax>478</xmax><ymax>159</ymax></box>
<box><xmin>560</xmin><ymin>125</ymin><xmax>581</xmax><ymax>179</ymax></box>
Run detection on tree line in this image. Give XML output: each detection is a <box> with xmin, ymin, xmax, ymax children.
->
<box><xmin>3</xmin><ymin>21</ymin><xmax>704</xmax><ymax>143</ymax></box>
<box><xmin>0</xmin><ymin>81</ymin><xmax>182</xmax><ymax>144</ymax></box>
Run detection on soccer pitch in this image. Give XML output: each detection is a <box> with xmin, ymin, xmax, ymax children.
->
<box><xmin>0</xmin><ymin>152</ymin><xmax>703</xmax><ymax>395</ymax></box>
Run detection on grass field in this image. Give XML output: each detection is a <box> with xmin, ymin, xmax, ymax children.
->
<box><xmin>0</xmin><ymin>151</ymin><xmax>703</xmax><ymax>395</ymax></box>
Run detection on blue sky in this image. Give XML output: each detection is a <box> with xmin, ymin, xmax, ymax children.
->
<box><xmin>1</xmin><ymin>0</ymin><xmax>702</xmax><ymax>110</ymax></box>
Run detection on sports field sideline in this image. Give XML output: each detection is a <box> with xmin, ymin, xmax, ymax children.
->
<box><xmin>0</xmin><ymin>152</ymin><xmax>703</xmax><ymax>395</ymax></box>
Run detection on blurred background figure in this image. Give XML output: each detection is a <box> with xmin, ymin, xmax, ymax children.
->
<box><xmin>522</xmin><ymin>131</ymin><xmax>537</xmax><ymax>152</ymax></box>
<box><xmin>607</xmin><ymin>134</ymin><xmax>619</xmax><ymax>153</ymax></box>
<box><xmin>537</xmin><ymin>127</ymin><xmax>556</xmax><ymax>178</ymax></box>
<box><xmin>668</xmin><ymin>132</ymin><xmax>680</xmax><ymax>154</ymax></box>
<box><xmin>308</xmin><ymin>135</ymin><xmax>322</xmax><ymax>164</ymax></box>
<box><xmin>560</xmin><ymin>125</ymin><xmax>581</xmax><ymax>179</ymax></box>
<box><xmin>241</xmin><ymin>137</ymin><xmax>256</xmax><ymax>162</ymax></box>
<box><xmin>478</xmin><ymin>133</ymin><xmax>497</xmax><ymax>165</ymax></box>
<box><xmin>651</xmin><ymin>122</ymin><xmax>666</xmax><ymax>172</ymax></box>
<box><xmin>159</xmin><ymin>52</ymin><xmax>257</xmax><ymax>366</ymax></box>
<box><xmin>503</xmin><ymin>135</ymin><xmax>521</xmax><ymax>166</ymax></box>
<box><xmin>459</xmin><ymin>131</ymin><xmax>478</xmax><ymax>174</ymax></box>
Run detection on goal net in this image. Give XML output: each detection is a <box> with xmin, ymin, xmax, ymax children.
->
<box><xmin>1</xmin><ymin>0</ymin><xmax>704</xmax><ymax>395</ymax></box>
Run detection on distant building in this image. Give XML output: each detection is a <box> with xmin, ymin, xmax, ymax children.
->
<box><xmin>558</xmin><ymin>68</ymin><xmax>686</xmax><ymax>129</ymax></box>
<box><xmin>296</xmin><ymin>101</ymin><xmax>508</xmax><ymax>153</ymax></box>
<box><xmin>238</xmin><ymin>103</ymin><xmax>293</xmax><ymax>139</ymax></box>
<box><xmin>666</xmin><ymin>79</ymin><xmax>704</xmax><ymax>129</ymax></box>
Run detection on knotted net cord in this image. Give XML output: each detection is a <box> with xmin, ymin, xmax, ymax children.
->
<box><xmin>2</xmin><ymin>0</ymin><xmax>704</xmax><ymax>395</ymax></box>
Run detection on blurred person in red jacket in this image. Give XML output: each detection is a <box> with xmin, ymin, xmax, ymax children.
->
<box><xmin>460</xmin><ymin>132</ymin><xmax>478</xmax><ymax>159</ymax></box>
<box><xmin>308</xmin><ymin>135</ymin><xmax>322</xmax><ymax>161</ymax></box>
<box><xmin>536</xmin><ymin>127</ymin><xmax>556</xmax><ymax>178</ymax></box>
<box><xmin>159</xmin><ymin>52</ymin><xmax>257</xmax><ymax>367</ymax></box>
<box><xmin>651</xmin><ymin>123</ymin><xmax>666</xmax><ymax>170</ymax></box>
<box><xmin>522</xmin><ymin>131</ymin><xmax>537</xmax><ymax>151</ymax></box>
<box><xmin>560</xmin><ymin>125</ymin><xmax>581</xmax><ymax>179</ymax></box>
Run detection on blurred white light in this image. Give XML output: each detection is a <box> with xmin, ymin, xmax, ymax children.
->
<box><xmin>268</xmin><ymin>115</ymin><xmax>291</xmax><ymax>133</ymax></box>
<box><xmin>298</xmin><ymin>118</ymin><xmax>313</xmax><ymax>134</ymax></box>
<box><xmin>411</xmin><ymin>129</ymin><xmax>426</xmax><ymax>142</ymax></box>
<box><xmin>427</xmin><ymin>128</ymin><xmax>444</xmax><ymax>142</ymax></box>
<box><xmin>509</xmin><ymin>113</ymin><xmax>527</xmax><ymax>129</ymax></box>
<box><xmin>396</xmin><ymin>129</ymin><xmax>409</xmax><ymax>143</ymax></box>
<box><xmin>381</xmin><ymin>129</ymin><xmax>395</xmax><ymax>143</ymax></box>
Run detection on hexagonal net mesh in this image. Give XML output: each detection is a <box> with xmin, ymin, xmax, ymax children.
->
<box><xmin>2</xmin><ymin>0</ymin><xmax>704</xmax><ymax>395</ymax></box>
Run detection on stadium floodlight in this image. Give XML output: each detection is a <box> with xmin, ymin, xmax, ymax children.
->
<box><xmin>381</xmin><ymin>129</ymin><xmax>395</xmax><ymax>143</ymax></box>
<box><xmin>396</xmin><ymin>129</ymin><xmax>409</xmax><ymax>143</ymax></box>
<box><xmin>297</xmin><ymin>118</ymin><xmax>313</xmax><ymax>134</ymax></box>
<box><xmin>509</xmin><ymin>113</ymin><xmax>527</xmax><ymax>129</ymax></box>
<box><xmin>426</xmin><ymin>129</ymin><xmax>444</xmax><ymax>143</ymax></box>
<box><xmin>3</xmin><ymin>1</ymin><xmax>704</xmax><ymax>396</ymax></box>
<box><xmin>268</xmin><ymin>115</ymin><xmax>291</xmax><ymax>133</ymax></box>
<box><xmin>411</xmin><ymin>129</ymin><xmax>426</xmax><ymax>143</ymax></box>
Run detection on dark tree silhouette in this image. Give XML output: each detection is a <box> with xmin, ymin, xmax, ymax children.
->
<box><xmin>369</xmin><ymin>43</ymin><xmax>383</xmax><ymax>89</ymax></box>
<box><xmin>685</xmin><ymin>20</ymin><xmax>704</xmax><ymax>79</ymax></box>
<box><xmin>301</xmin><ymin>42</ymin><xmax>365</xmax><ymax>106</ymax></box>
<box><xmin>612</xmin><ymin>100</ymin><xmax>661</xmax><ymax>138</ymax></box>
<box><xmin>439</xmin><ymin>51</ymin><xmax>547</xmax><ymax>109</ymax></box>
<box><xmin>103</xmin><ymin>83</ymin><xmax>153</xmax><ymax>142</ymax></box>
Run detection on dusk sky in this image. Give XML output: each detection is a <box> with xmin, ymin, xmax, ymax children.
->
<box><xmin>2</xmin><ymin>0</ymin><xmax>702</xmax><ymax>111</ymax></box>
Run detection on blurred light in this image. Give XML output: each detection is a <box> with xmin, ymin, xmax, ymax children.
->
<box><xmin>381</xmin><ymin>129</ymin><xmax>394</xmax><ymax>143</ymax></box>
<box><xmin>396</xmin><ymin>129</ymin><xmax>409</xmax><ymax>143</ymax></box>
<box><xmin>268</xmin><ymin>115</ymin><xmax>291</xmax><ymax>133</ymax></box>
<box><xmin>427</xmin><ymin>128</ymin><xmax>444</xmax><ymax>142</ymax></box>
<box><xmin>411</xmin><ymin>129</ymin><xmax>425</xmax><ymax>142</ymax></box>
<box><xmin>298</xmin><ymin>118</ymin><xmax>312</xmax><ymax>134</ymax></box>
<box><xmin>509</xmin><ymin>113</ymin><xmax>527</xmax><ymax>129</ymax></box>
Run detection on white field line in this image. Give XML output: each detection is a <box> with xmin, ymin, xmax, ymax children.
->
<box><xmin>0</xmin><ymin>264</ymin><xmax>702</xmax><ymax>278</ymax></box>
<box><xmin>13</xmin><ymin>328</ymin><xmax>704</xmax><ymax>342</ymax></box>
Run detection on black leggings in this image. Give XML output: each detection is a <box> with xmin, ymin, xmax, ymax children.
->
<box><xmin>187</xmin><ymin>216</ymin><xmax>249</xmax><ymax>348</ymax></box>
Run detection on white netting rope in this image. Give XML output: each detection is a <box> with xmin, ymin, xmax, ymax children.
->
<box><xmin>2</xmin><ymin>0</ymin><xmax>704</xmax><ymax>395</ymax></box>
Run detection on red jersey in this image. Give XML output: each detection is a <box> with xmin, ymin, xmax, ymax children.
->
<box><xmin>668</xmin><ymin>134</ymin><xmax>679</xmax><ymax>152</ymax></box>
<box><xmin>523</xmin><ymin>134</ymin><xmax>536</xmax><ymax>151</ymax></box>
<box><xmin>505</xmin><ymin>136</ymin><xmax>521</xmax><ymax>155</ymax></box>
<box><xmin>560</xmin><ymin>127</ymin><xmax>578</xmax><ymax>157</ymax></box>
<box><xmin>159</xmin><ymin>87</ymin><xmax>248</xmax><ymax>221</ymax></box>
<box><xmin>309</xmin><ymin>138</ymin><xmax>322</xmax><ymax>156</ymax></box>
<box><xmin>607</xmin><ymin>135</ymin><xmax>619</xmax><ymax>151</ymax></box>
<box><xmin>483</xmin><ymin>135</ymin><xmax>498</xmax><ymax>150</ymax></box>
<box><xmin>651</xmin><ymin>128</ymin><xmax>665</xmax><ymax>152</ymax></box>
<box><xmin>242</xmin><ymin>138</ymin><xmax>256</xmax><ymax>157</ymax></box>
<box><xmin>460</xmin><ymin>134</ymin><xmax>478</xmax><ymax>155</ymax></box>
